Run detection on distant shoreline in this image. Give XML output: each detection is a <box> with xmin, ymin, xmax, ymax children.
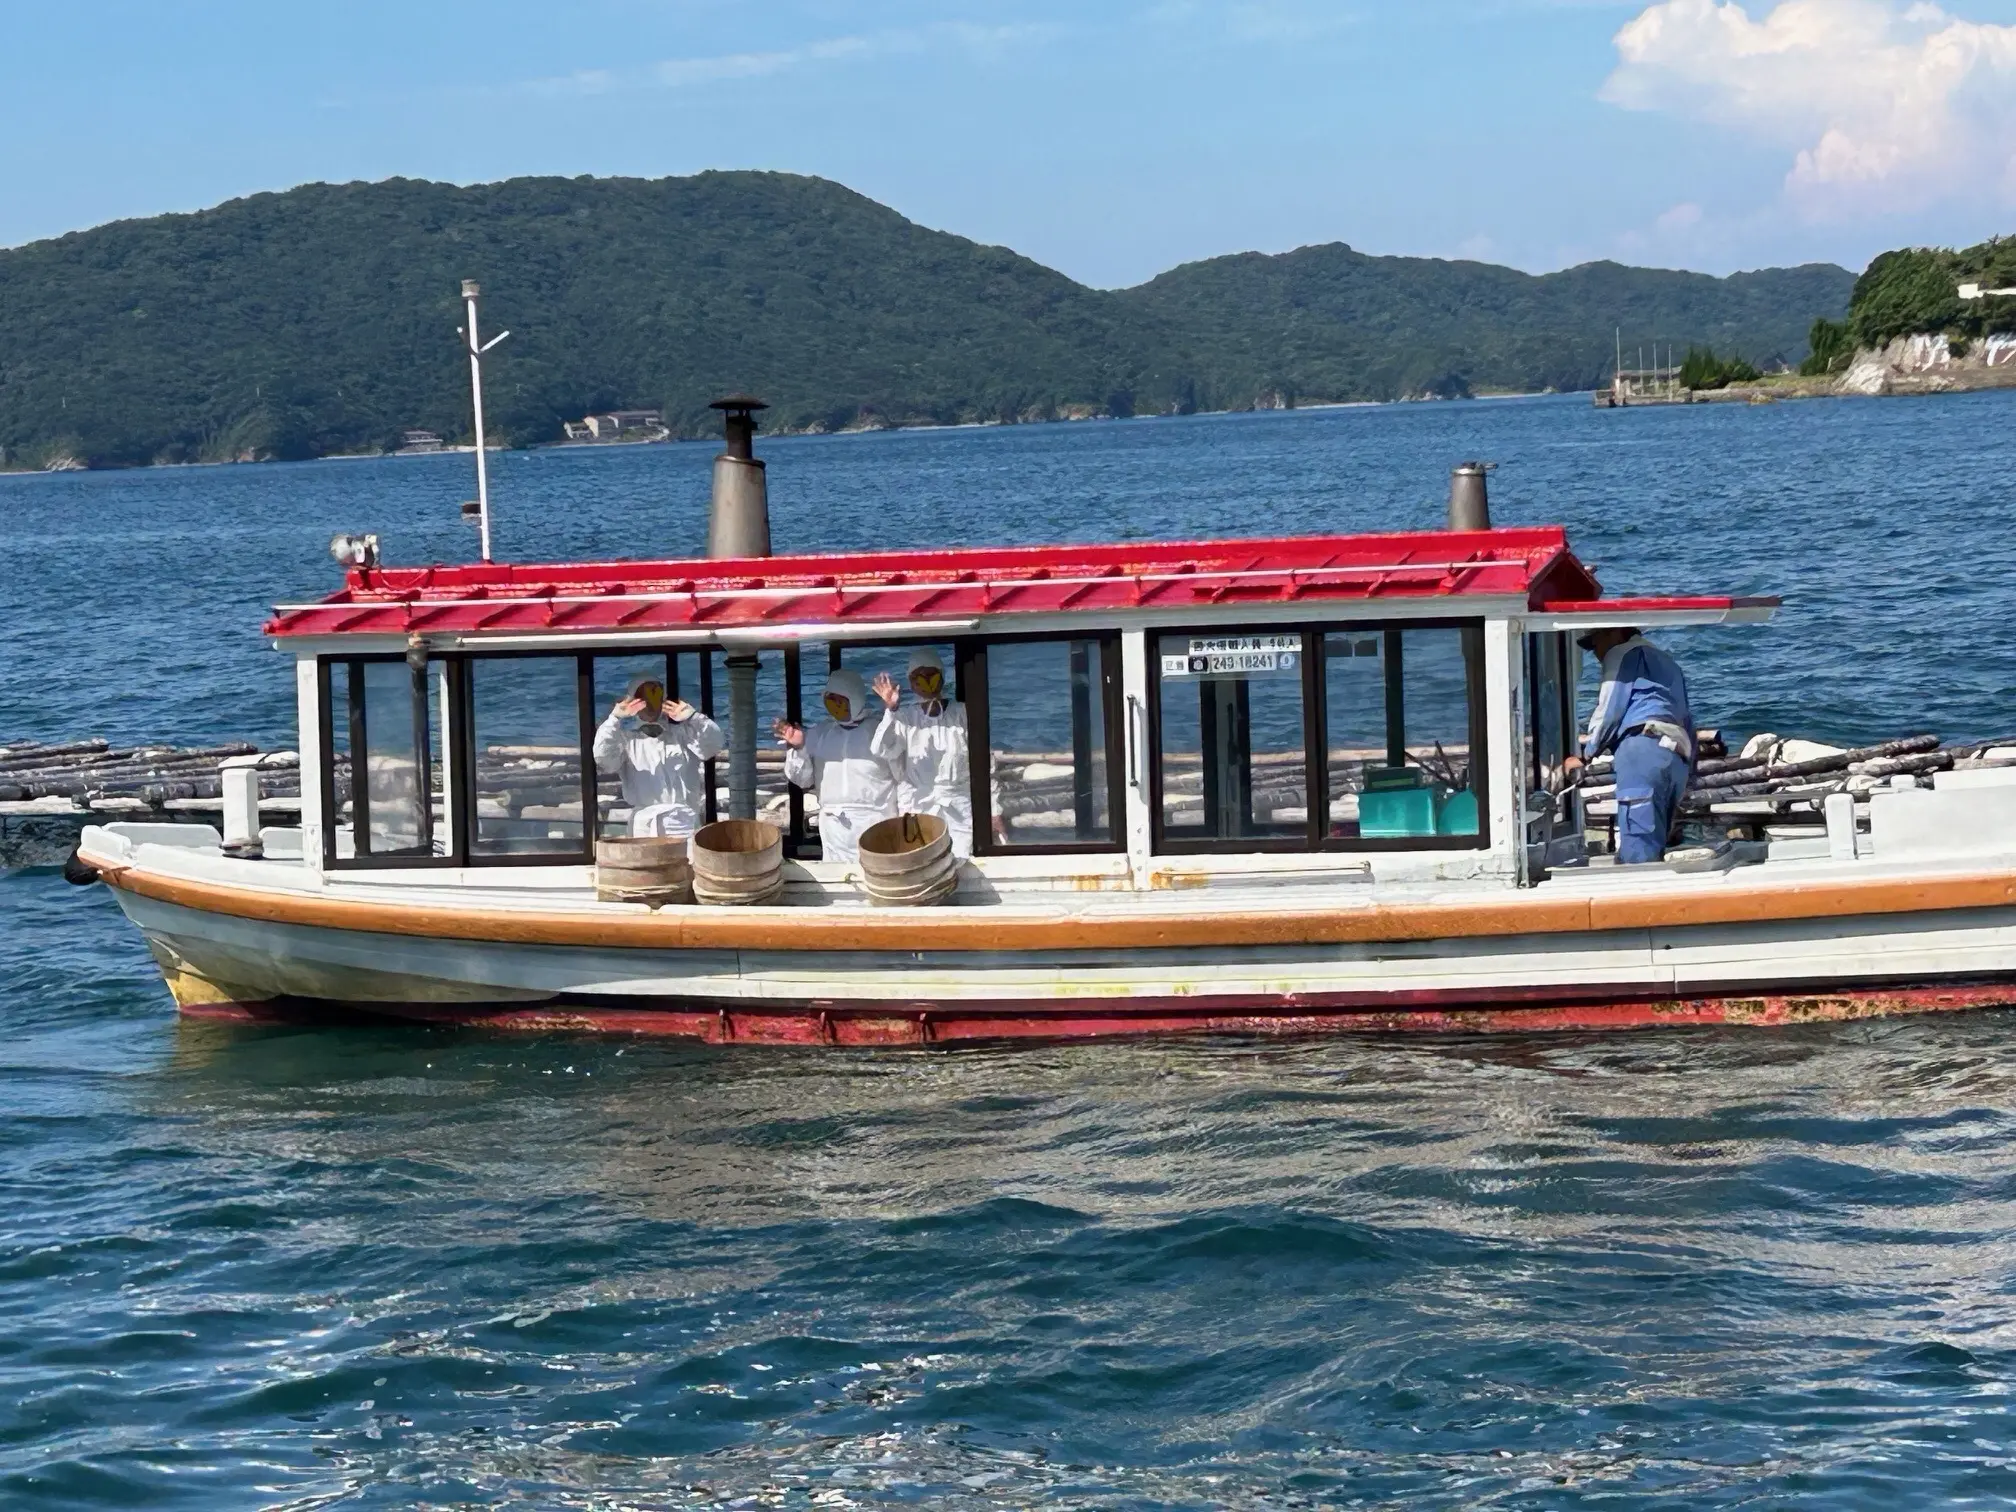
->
<box><xmin>0</xmin><ymin>391</ymin><xmax>1586</xmax><ymax>475</ymax></box>
<box><xmin>15</xmin><ymin>376</ymin><xmax>2013</xmax><ymax>477</ymax></box>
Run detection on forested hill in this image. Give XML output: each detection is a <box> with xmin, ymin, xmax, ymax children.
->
<box><xmin>0</xmin><ymin>172</ymin><xmax>1855</xmax><ymax>468</ymax></box>
<box><xmin>1122</xmin><ymin>249</ymin><xmax>1853</xmax><ymax>409</ymax></box>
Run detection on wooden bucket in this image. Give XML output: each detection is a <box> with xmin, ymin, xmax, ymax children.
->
<box><xmin>690</xmin><ymin>819</ymin><xmax>785</xmax><ymax>906</ymax></box>
<box><xmin>858</xmin><ymin>813</ymin><xmax>958</xmax><ymax>907</ymax></box>
<box><xmin>595</xmin><ymin>836</ymin><xmax>693</xmax><ymax>908</ymax></box>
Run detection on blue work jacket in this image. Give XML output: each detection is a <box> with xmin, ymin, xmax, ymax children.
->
<box><xmin>1582</xmin><ymin>635</ymin><xmax>1694</xmax><ymax>760</ymax></box>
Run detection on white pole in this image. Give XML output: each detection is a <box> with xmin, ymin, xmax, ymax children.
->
<box><xmin>462</xmin><ymin>279</ymin><xmax>492</xmax><ymax>563</ymax></box>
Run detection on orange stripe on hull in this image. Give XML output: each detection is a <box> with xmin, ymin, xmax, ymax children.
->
<box><xmin>175</xmin><ymin>983</ymin><xmax>2016</xmax><ymax>1041</ymax></box>
<box><xmin>84</xmin><ymin>854</ymin><xmax>2016</xmax><ymax>954</ymax></box>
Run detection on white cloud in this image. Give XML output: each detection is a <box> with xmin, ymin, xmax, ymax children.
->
<box><xmin>1601</xmin><ymin>0</ymin><xmax>2016</xmax><ymax>216</ymax></box>
<box><xmin>524</xmin><ymin>22</ymin><xmax>1059</xmax><ymax>100</ymax></box>
<box><xmin>651</xmin><ymin>38</ymin><xmax>874</xmax><ymax>90</ymax></box>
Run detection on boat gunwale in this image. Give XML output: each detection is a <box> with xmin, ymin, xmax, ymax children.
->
<box><xmin>79</xmin><ymin>841</ymin><xmax>2016</xmax><ymax>953</ymax></box>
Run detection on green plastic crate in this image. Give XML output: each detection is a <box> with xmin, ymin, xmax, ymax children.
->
<box><xmin>1436</xmin><ymin>789</ymin><xmax>1480</xmax><ymax>836</ymax></box>
<box><xmin>1359</xmin><ymin>785</ymin><xmax>1439</xmax><ymax>837</ymax></box>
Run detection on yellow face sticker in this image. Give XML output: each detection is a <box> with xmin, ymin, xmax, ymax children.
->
<box><xmin>910</xmin><ymin>667</ymin><xmax>944</xmax><ymax>699</ymax></box>
<box><xmin>823</xmin><ymin>692</ymin><xmax>853</xmax><ymax>722</ymax></box>
<box><xmin>634</xmin><ymin>680</ymin><xmax>666</xmax><ymax>712</ymax></box>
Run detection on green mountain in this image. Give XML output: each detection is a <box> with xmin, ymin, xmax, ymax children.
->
<box><xmin>0</xmin><ymin>172</ymin><xmax>1856</xmax><ymax>468</ymax></box>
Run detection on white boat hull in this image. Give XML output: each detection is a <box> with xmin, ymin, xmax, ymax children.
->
<box><xmin>104</xmin><ymin>860</ymin><xmax>2016</xmax><ymax>1041</ymax></box>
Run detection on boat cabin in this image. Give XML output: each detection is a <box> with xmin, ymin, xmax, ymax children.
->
<box><xmin>264</xmin><ymin>527</ymin><xmax>1776</xmax><ymax>895</ymax></box>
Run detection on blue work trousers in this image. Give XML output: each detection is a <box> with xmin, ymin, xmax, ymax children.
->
<box><xmin>1612</xmin><ymin>734</ymin><xmax>1690</xmax><ymax>864</ymax></box>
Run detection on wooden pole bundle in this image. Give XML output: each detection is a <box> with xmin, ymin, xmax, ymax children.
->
<box><xmin>1570</xmin><ymin>731</ymin><xmax>2003</xmax><ymax>835</ymax></box>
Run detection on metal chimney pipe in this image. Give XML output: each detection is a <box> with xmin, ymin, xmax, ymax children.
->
<box><xmin>708</xmin><ymin>396</ymin><xmax>771</xmax><ymax>821</ymax></box>
<box><xmin>707</xmin><ymin>395</ymin><xmax>771</xmax><ymax>559</ymax></box>
<box><xmin>1448</xmin><ymin>461</ymin><xmax>1493</xmax><ymax>531</ymax></box>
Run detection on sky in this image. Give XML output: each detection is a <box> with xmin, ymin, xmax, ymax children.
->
<box><xmin>4</xmin><ymin>0</ymin><xmax>2016</xmax><ymax>285</ymax></box>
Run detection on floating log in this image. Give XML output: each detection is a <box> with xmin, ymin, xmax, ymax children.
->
<box><xmin>1852</xmin><ymin>750</ymin><xmax>1954</xmax><ymax>780</ymax></box>
<box><xmin>0</xmin><ymin>740</ymin><xmax>113</xmax><ymax>768</ymax></box>
<box><xmin>1772</xmin><ymin>733</ymin><xmax>1939</xmax><ymax>780</ymax></box>
<box><xmin>1692</xmin><ymin>753</ymin><xmax>1770</xmax><ymax>779</ymax></box>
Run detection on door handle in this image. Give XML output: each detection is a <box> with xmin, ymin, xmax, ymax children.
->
<box><xmin>1127</xmin><ymin>694</ymin><xmax>1145</xmax><ymax>789</ymax></box>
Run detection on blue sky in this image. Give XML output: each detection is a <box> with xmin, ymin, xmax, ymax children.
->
<box><xmin>5</xmin><ymin>0</ymin><xmax>2016</xmax><ymax>284</ymax></box>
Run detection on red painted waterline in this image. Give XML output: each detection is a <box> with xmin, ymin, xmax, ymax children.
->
<box><xmin>176</xmin><ymin>983</ymin><xmax>2016</xmax><ymax>1041</ymax></box>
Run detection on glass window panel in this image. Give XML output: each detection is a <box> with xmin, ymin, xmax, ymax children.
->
<box><xmin>1403</xmin><ymin>630</ymin><xmax>1478</xmax><ymax>836</ymax></box>
<box><xmin>837</xmin><ymin>641</ymin><xmax>962</xmax><ymax>816</ymax></box>
<box><xmin>985</xmin><ymin>639</ymin><xmax>1111</xmax><ymax>847</ymax></box>
<box><xmin>1155</xmin><ymin>632</ymin><xmax>1306</xmax><ymax>842</ymax></box>
<box><xmin>467</xmin><ymin>656</ymin><xmax>587</xmax><ymax>856</ymax></box>
<box><xmin>1323</xmin><ymin>627</ymin><xmax>1480</xmax><ymax>842</ymax></box>
<box><xmin>356</xmin><ymin>661</ymin><xmax>427</xmax><ymax>858</ymax></box>
<box><xmin>430</xmin><ymin>664</ymin><xmax>451</xmax><ymax>856</ymax></box>
<box><xmin>326</xmin><ymin>661</ymin><xmax>355</xmax><ymax>860</ymax></box>
<box><xmin>592</xmin><ymin>654</ymin><xmax>674</xmax><ymax>839</ymax></box>
<box><xmin>697</xmin><ymin>649</ymin><xmax>791</xmax><ymax>828</ymax></box>
<box><xmin>1321</xmin><ymin>632</ymin><xmax>1388</xmax><ymax>838</ymax></box>
<box><xmin>787</xmin><ymin>644</ymin><xmax>824</xmax><ymax>852</ymax></box>
<box><xmin>1527</xmin><ymin>633</ymin><xmax>1571</xmax><ymax>790</ymax></box>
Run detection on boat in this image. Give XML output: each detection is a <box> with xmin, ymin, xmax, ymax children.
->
<box><xmin>69</xmin><ymin>402</ymin><xmax>2016</xmax><ymax>1042</ymax></box>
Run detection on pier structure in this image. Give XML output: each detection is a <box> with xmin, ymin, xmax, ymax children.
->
<box><xmin>1593</xmin><ymin>363</ymin><xmax>1692</xmax><ymax>408</ymax></box>
<box><xmin>1593</xmin><ymin>333</ymin><xmax>1692</xmax><ymax>408</ymax></box>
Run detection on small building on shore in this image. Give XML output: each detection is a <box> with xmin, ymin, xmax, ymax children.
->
<box><xmin>562</xmin><ymin>409</ymin><xmax>668</xmax><ymax>443</ymax></box>
<box><xmin>393</xmin><ymin>430</ymin><xmax>445</xmax><ymax>454</ymax></box>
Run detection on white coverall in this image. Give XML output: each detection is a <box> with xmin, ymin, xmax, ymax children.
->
<box><xmin>784</xmin><ymin>720</ymin><xmax>901</xmax><ymax>865</ymax></box>
<box><xmin>592</xmin><ymin>706</ymin><xmax>726</xmax><ymax>839</ymax></box>
<box><xmin>872</xmin><ymin>701</ymin><xmax>973</xmax><ymax>857</ymax></box>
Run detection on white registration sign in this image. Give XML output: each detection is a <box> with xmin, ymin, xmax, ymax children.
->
<box><xmin>1162</xmin><ymin>635</ymin><xmax>1301</xmax><ymax>679</ymax></box>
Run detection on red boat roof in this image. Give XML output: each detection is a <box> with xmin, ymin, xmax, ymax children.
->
<box><xmin>265</xmin><ymin>527</ymin><xmax>1739</xmax><ymax>642</ymax></box>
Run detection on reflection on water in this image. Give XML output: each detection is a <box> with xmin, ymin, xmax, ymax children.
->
<box><xmin>12</xmin><ymin>883</ymin><xmax>2016</xmax><ymax>1507</ymax></box>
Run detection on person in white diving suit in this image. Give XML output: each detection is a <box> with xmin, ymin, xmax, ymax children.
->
<box><xmin>773</xmin><ymin>667</ymin><xmax>902</xmax><ymax>866</ymax></box>
<box><xmin>870</xmin><ymin>648</ymin><xmax>973</xmax><ymax>858</ymax></box>
<box><xmin>591</xmin><ymin>674</ymin><xmax>726</xmax><ymax>838</ymax></box>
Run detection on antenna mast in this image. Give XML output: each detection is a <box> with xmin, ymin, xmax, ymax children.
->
<box><xmin>459</xmin><ymin>280</ymin><xmax>510</xmax><ymax>563</ymax></box>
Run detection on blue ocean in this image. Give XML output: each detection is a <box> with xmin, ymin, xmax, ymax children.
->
<box><xmin>7</xmin><ymin>391</ymin><xmax>2016</xmax><ymax>1507</ymax></box>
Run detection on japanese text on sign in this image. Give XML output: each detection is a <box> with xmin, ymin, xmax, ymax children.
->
<box><xmin>1162</xmin><ymin>635</ymin><xmax>1301</xmax><ymax>679</ymax></box>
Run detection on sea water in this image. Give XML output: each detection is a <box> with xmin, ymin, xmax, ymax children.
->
<box><xmin>5</xmin><ymin>392</ymin><xmax>2016</xmax><ymax>1506</ymax></box>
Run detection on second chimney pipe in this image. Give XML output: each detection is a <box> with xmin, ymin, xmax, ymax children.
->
<box><xmin>1449</xmin><ymin>462</ymin><xmax>1492</xmax><ymax>531</ymax></box>
<box><xmin>708</xmin><ymin>396</ymin><xmax>771</xmax><ymax>821</ymax></box>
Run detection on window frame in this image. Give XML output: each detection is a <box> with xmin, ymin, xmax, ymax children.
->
<box><xmin>966</xmin><ymin>631</ymin><xmax>1127</xmax><ymax>858</ymax></box>
<box><xmin>1313</xmin><ymin>619</ymin><xmax>1492</xmax><ymax>854</ymax></box>
<box><xmin>316</xmin><ymin>653</ymin><xmax>446</xmax><ymax>871</ymax></box>
<box><xmin>454</xmin><ymin>649</ymin><xmax>600</xmax><ymax>868</ymax></box>
<box><xmin>1146</xmin><ymin>626</ymin><xmax>1320</xmax><ymax>856</ymax></box>
<box><xmin>1524</xmin><ymin>630</ymin><xmax>1580</xmax><ymax>844</ymax></box>
<box><xmin>318</xmin><ymin>650</ymin><xmax>600</xmax><ymax>871</ymax></box>
<box><xmin>1143</xmin><ymin>618</ymin><xmax>1493</xmax><ymax>857</ymax></box>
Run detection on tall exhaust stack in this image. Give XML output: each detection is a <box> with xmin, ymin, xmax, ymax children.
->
<box><xmin>708</xmin><ymin>395</ymin><xmax>771</xmax><ymax>558</ymax></box>
<box><xmin>1448</xmin><ymin>461</ymin><xmax>1493</xmax><ymax>531</ymax></box>
<box><xmin>708</xmin><ymin>396</ymin><xmax>770</xmax><ymax>821</ymax></box>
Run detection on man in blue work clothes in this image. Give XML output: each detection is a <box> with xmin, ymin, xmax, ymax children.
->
<box><xmin>1560</xmin><ymin>626</ymin><xmax>1695</xmax><ymax>864</ymax></box>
